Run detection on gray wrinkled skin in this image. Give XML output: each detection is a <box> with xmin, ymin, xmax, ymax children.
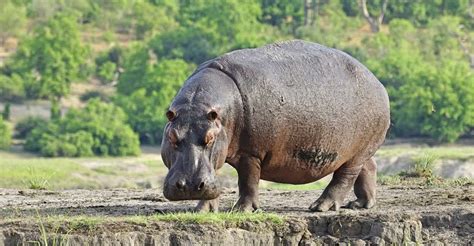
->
<box><xmin>162</xmin><ymin>40</ymin><xmax>390</xmax><ymax>212</ymax></box>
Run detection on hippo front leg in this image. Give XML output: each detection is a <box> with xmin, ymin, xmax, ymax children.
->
<box><xmin>195</xmin><ymin>198</ymin><xmax>219</xmax><ymax>212</ymax></box>
<box><xmin>232</xmin><ymin>155</ymin><xmax>261</xmax><ymax>212</ymax></box>
<box><xmin>309</xmin><ymin>160</ymin><xmax>363</xmax><ymax>212</ymax></box>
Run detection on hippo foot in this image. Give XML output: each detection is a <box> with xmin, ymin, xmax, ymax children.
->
<box><xmin>231</xmin><ymin>197</ymin><xmax>259</xmax><ymax>212</ymax></box>
<box><xmin>195</xmin><ymin>198</ymin><xmax>219</xmax><ymax>212</ymax></box>
<box><xmin>346</xmin><ymin>198</ymin><xmax>376</xmax><ymax>209</ymax></box>
<box><xmin>309</xmin><ymin>196</ymin><xmax>343</xmax><ymax>212</ymax></box>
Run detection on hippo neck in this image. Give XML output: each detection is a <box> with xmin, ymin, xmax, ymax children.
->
<box><xmin>206</xmin><ymin>67</ymin><xmax>245</xmax><ymax>162</ymax></box>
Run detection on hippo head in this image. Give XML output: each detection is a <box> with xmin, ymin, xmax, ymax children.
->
<box><xmin>161</xmin><ymin>106</ymin><xmax>228</xmax><ymax>201</ymax></box>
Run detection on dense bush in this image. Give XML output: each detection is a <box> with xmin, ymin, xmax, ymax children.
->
<box><xmin>96</xmin><ymin>61</ymin><xmax>117</xmax><ymax>84</ymax></box>
<box><xmin>25</xmin><ymin>99</ymin><xmax>140</xmax><ymax>157</ymax></box>
<box><xmin>0</xmin><ymin>116</ymin><xmax>12</xmax><ymax>149</ymax></box>
<box><xmin>150</xmin><ymin>0</ymin><xmax>275</xmax><ymax>65</ymax></box>
<box><xmin>79</xmin><ymin>90</ymin><xmax>109</xmax><ymax>102</ymax></box>
<box><xmin>4</xmin><ymin>13</ymin><xmax>89</xmax><ymax>103</ymax></box>
<box><xmin>0</xmin><ymin>74</ymin><xmax>26</xmax><ymax>102</ymax></box>
<box><xmin>14</xmin><ymin>116</ymin><xmax>48</xmax><ymax>139</ymax></box>
<box><xmin>1</xmin><ymin>0</ymin><xmax>473</xmax><ymax>143</ymax></box>
<box><xmin>363</xmin><ymin>18</ymin><xmax>474</xmax><ymax>142</ymax></box>
<box><xmin>94</xmin><ymin>47</ymin><xmax>124</xmax><ymax>84</ymax></box>
<box><xmin>115</xmin><ymin>48</ymin><xmax>194</xmax><ymax>143</ymax></box>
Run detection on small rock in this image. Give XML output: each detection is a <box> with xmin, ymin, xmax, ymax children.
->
<box><xmin>351</xmin><ymin>239</ymin><xmax>367</xmax><ymax>246</ymax></box>
<box><xmin>370</xmin><ymin>236</ymin><xmax>385</xmax><ymax>246</ymax></box>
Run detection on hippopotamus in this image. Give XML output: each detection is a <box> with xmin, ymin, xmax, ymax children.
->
<box><xmin>161</xmin><ymin>40</ymin><xmax>390</xmax><ymax>212</ymax></box>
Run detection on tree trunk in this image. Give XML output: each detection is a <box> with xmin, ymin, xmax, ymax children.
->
<box><xmin>50</xmin><ymin>97</ymin><xmax>62</xmax><ymax>120</ymax></box>
<box><xmin>358</xmin><ymin>0</ymin><xmax>389</xmax><ymax>33</ymax></box>
<box><xmin>312</xmin><ymin>0</ymin><xmax>319</xmax><ymax>26</ymax></box>
<box><xmin>469</xmin><ymin>0</ymin><xmax>474</xmax><ymax>19</ymax></box>
<box><xmin>304</xmin><ymin>0</ymin><xmax>313</xmax><ymax>26</ymax></box>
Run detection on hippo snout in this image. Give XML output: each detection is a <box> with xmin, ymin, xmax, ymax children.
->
<box><xmin>163</xmin><ymin>175</ymin><xmax>220</xmax><ymax>201</ymax></box>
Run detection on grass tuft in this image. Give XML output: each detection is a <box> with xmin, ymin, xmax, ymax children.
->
<box><xmin>261</xmin><ymin>181</ymin><xmax>328</xmax><ymax>191</ymax></box>
<box><xmin>399</xmin><ymin>153</ymin><xmax>438</xmax><ymax>179</ymax></box>
<box><xmin>147</xmin><ymin>212</ymin><xmax>284</xmax><ymax>226</ymax></box>
<box><xmin>23</xmin><ymin>167</ymin><xmax>52</xmax><ymax>190</ymax></box>
<box><xmin>15</xmin><ymin>212</ymin><xmax>285</xmax><ymax>234</ymax></box>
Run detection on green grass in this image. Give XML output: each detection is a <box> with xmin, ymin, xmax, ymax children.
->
<box><xmin>261</xmin><ymin>181</ymin><xmax>328</xmax><ymax>191</ymax></box>
<box><xmin>378</xmin><ymin>174</ymin><xmax>474</xmax><ymax>187</ymax></box>
<box><xmin>144</xmin><ymin>212</ymin><xmax>284</xmax><ymax>226</ymax></box>
<box><xmin>0</xmin><ymin>148</ymin><xmax>167</xmax><ymax>190</ymax></box>
<box><xmin>376</xmin><ymin>145</ymin><xmax>474</xmax><ymax>161</ymax></box>
<box><xmin>0</xmin><ymin>157</ymin><xmax>93</xmax><ymax>189</ymax></box>
<box><xmin>5</xmin><ymin>212</ymin><xmax>284</xmax><ymax>233</ymax></box>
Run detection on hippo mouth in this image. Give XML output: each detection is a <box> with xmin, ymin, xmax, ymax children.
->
<box><xmin>163</xmin><ymin>181</ymin><xmax>221</xmax><ymax>201</ymax></box>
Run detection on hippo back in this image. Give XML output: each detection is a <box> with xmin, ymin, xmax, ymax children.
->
<box><xmin>202</xmin><ymin>40</ymin><xmax>389</xmax><ymax>175</ymax></box>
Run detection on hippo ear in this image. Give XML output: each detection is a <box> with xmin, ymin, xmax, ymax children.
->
<box><xmin>166</xmin><ymin>110</ymin><xmax>176</xmax><ymax>121</ymax></box>
<box><xmin>204</xmin><ymin>128</ymin><xmax>218</xmax><ymax>145</ymax></box>
<box><xmin>207</xmin><ymin>110</ymin><xmax>218</xmax><ymax>121</ymax></box>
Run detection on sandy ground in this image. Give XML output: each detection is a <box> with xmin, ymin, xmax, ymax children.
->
<box><xmin>0</xmin><ymin>184</ymin><xmax>473</xmax><ymax>244</ymax></box>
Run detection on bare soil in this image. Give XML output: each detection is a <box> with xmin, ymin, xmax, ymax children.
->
<box><xmin>1</xmin><ymin>184</ymin><xmax>473</xmax><ymax>245</ymax></box>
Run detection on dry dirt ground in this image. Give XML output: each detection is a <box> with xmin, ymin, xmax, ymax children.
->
<box><xmin>1</xmin><ymin>184</ymin><xmax>473</xmax><ymax>245</ymax></box>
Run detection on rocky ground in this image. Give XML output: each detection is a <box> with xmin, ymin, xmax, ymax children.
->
<box><xmin>0</xmin><ymin>183</ymin><xmax>473</xmax><ymax>245</ymax></box>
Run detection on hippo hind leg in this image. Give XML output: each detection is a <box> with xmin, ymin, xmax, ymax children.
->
<box><xmin>309</xmin><ymin>157</ymin><xmax>364</xmax><ymax>212</ymax></box>
<box><xmin>347</xmin><ymin>157</ymin><xmax>377</xmax><ymax>209</ymax></box>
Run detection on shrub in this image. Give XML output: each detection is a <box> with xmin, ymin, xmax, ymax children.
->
<box><xmin>25</xmin><ymin>99</ymin><xmax>140</xmax><ymax>157</ymax></box>
<box><xmin>2</xmin><ymin>103</ymin><xmax>10</xmax><ymax>120</ymax></box>
<box><xmin>0</xmin><ymin>74</ymin><xmax>26</xmax><ymax>102</ymax></box>
<box><xmin>115</xmin><ymin>52</ymin><xmax>194</xmax><ymax>144</ymax></box>
<box><xmin>79</xmin><ymin>90</ymin><xmax>109</xmax><ymax>102</ymax></box>
<box><xmin>14</xmin><ymin>116</ymin><xmax>48</xmax><ymax>139</ymax></box>
<box><xmin>96</xmin><ymin>61</ymin><xmax>117</xmax><ymax>84</ymax></box>
<box><xmin>0</xmin><ymin>116</ymin><xmax>12</xmax><ymax>149</ymax></box>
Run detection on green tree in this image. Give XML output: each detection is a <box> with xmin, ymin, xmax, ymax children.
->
<box><xmin>364</xmin><ymin>19</ymin><xmax>474</xmax><ymax>142</ymax></box>
<box><xmin>151</xmin><ymin>0</ymin><xmax>275</xmax><ymax>64</ymax></box>
<box><xmin>8</xmin><ymin>13</ymin><xmax>89</xmax><ymax>118</ymax></box>
<box><xmin>296</xmin><ymin>1</ymin><xmax>363</xmax><ymax>48</ymax></box>
<box><xmin>260</xmin><ymin>0</ymin><xmax>304</xmax><ymax>34</ymax></box>
<box><xmin>0</xmin><ymin>116</ymin><xmax>12</xmax><ymax>149</ymax></box>
<box><xmin>395</xmin><ymin>62</ymin><xmax>474</xmax><ymax>142</ymax></box>
<box><xmin>116</xmin><ymin>45</ymin><xmax>194</xmax><ymax>143</ymax></box>
<box><xmin>25</xmin><ymin>99</ymin><xmax>140</xmax><ymax>157</ymax></box>
<box><xmin>0</xmin><ymin>0</ymin><xmax>27</xmax><ymax>45</ymax></box>
<box><xmin>2</xmin><ymin>103</ymin><xmax>10</xmax><ymax>120</ymax></box>
<box><xmin>132</xmin><ymin>0</ymin><xmax>179</xmax><ymax>39</ymax></box>
<box><xmin>0</xmin><ymin>74</ymin><xmax>25</xmax><ymax>102</ymax></box>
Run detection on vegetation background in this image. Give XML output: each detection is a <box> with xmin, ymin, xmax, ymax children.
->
<box><xmin>0</xmin><ymin>0</ymin><xmax>473</xmax><ymax>157</ymax></box>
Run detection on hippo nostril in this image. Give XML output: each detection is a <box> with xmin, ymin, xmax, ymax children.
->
<box><xmin>197</xmin><ymin>181</ymin><xmax>205</xmax><ymax>191</ymax></box>
<box><xmin>176</xmin><ymin>180</ymin><xmax>185</xmax><ymax>191</ymax></box>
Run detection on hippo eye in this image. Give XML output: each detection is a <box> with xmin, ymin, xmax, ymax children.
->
<box><xmin>172</xmin><ymin>140</ymin><xmax>182</xmax><ymax>150</ymax></box>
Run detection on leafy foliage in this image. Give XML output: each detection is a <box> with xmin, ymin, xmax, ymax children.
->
<box><xmin>14</xmin><ymin>116</ymin><xmax>48</xmax><ymax>139</ymax></box>
<box><xmin>25</xmin><ymin>99</ymin><xmax>140</xmax><ymax>157</ymax></box>
<box><xmin>115</xmin><ymin>46</ymin><xmax>194</xmax><ymax>143</ymax></box>
<box><xmin>6</xmin><ymin>13</ymin><xmax>89</xmax><ymax>100</ymax></box>
<box><xmin>261</xmin><ymin>0</ymin><xmax>304</xmax><ymax>34</ymax></box>
<box><xmin>150</xmin><ymin>0</ymin><xmax>276</xmax><ymax>64</ymax></box>
<box><xmin>1</xmin><ymin>0</ymin><xmax>473</xmax><ymax>143</ymax></box>
<box><xmin>364</xmin><ymin>18</ymin><xmax>474</xmax><ymax>142</ymax></box>
<box><xmin>0</xmin><ymin>0</ymin><xmax>27</xmax><ymax>45</ymax></box>
<box><xmin>0</xmin><ymin>116</ymin><xmax>11</xmax><ymax>149</ymax></box>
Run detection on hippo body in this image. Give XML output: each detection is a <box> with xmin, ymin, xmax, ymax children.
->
<box><xmin>162</xmin><ymin>40</ymin><xmax>390</xmax><ymax>212</ymax></box>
